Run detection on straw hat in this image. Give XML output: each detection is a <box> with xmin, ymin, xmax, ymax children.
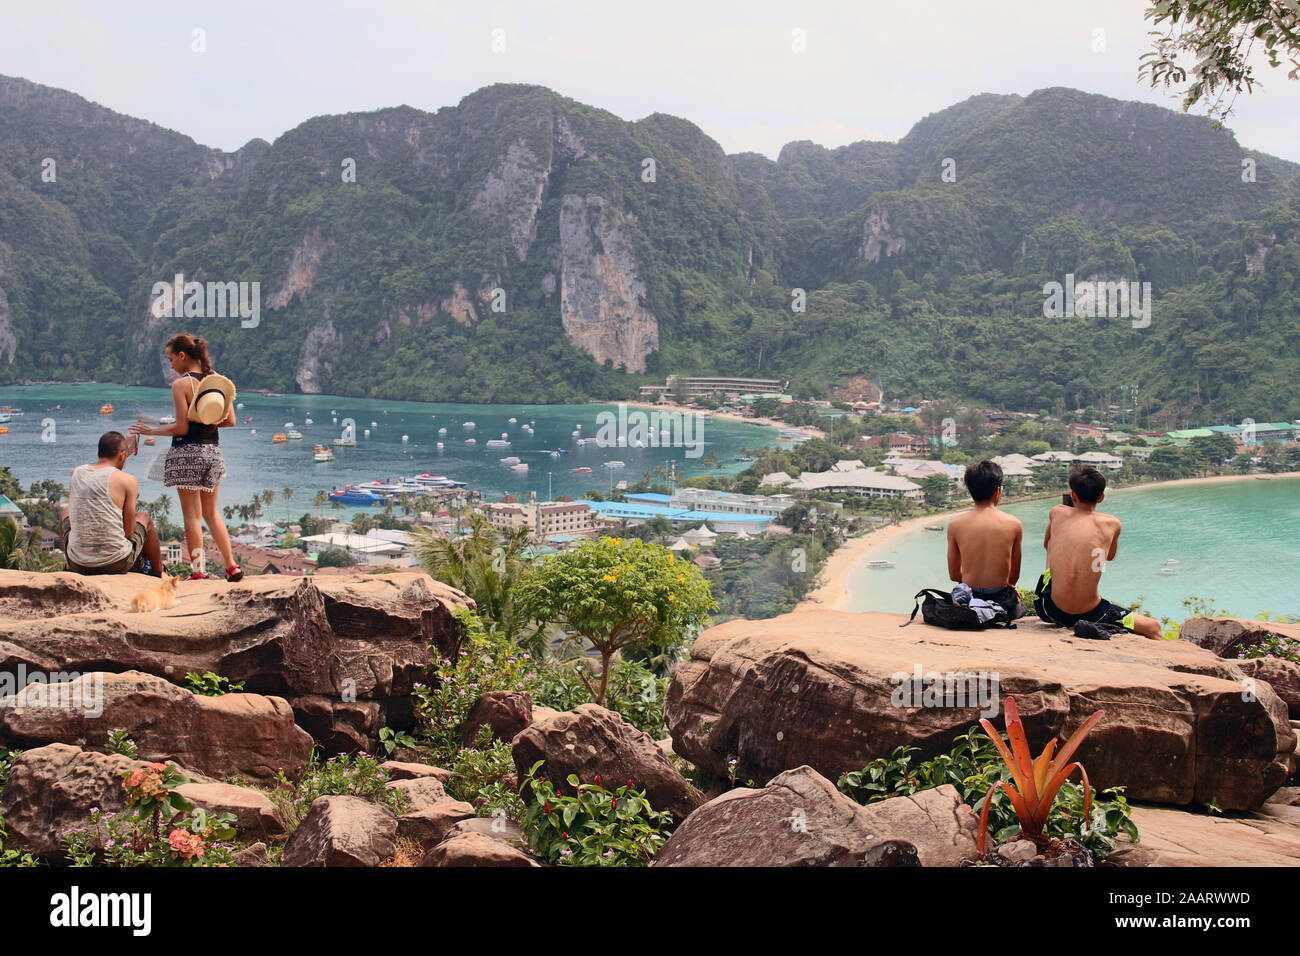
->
<box><xmin>188</xmin><ymin>374</ymin><xmax>236</xmax><ymax>425</ymax></box>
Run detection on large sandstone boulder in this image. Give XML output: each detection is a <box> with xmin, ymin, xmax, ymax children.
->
<box><xmin>398</xmin><ymin>801</ymin><xmax>477</xmax><ymax>847</ymax></box>
<box><xmin>666</xmin><ymin>612</ymin><xmax>1295</xmax><ymax>812</ymax></box>
<box><xmin>653</xmin><ymin>765</ymin><xmax>927</xmax><ymax>867</ymax></box>
<box><xmin>461</xmin><ymin>690</ymin><xmax>534</xmax><ymax>745</ymax></box>
<box><xmin>0</xmin><ymin>670</ymin><xmax>312</xmax><ymax>779</ymax></box>
<box><xmin>281</xmin><ymin>796</ymin><xmax>397</xmax><ymax>867</ymax></box>
<box><xmin>1181</xmin><ymin>617</ymin><xmax>1300</xmax><ymax>718</ymax></box>
<box><xmin>0</xmin><ymin>570</ymin><xmax>471</xmax><ymax>750</ymax></box>
<box><xmin>1108</xmin><ymin>803</ymin><xmax>1300</xmax><ymax>867</ymax></box>
<box><xmin>0</xmin><ymin>743</ymin><xmax>265</xmax><ymax>857</ymax></box>
<box><xmin>1180</xmin><ymin>617</ymin><xmax>1300</xmax><ymax>658</ymax></box>
<box><xmin>512</xmin><ymin>704</ymin><xmax>702</xmax><ymax>820</ymax></box>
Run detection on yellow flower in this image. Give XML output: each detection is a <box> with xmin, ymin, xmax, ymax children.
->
<box><xmin>677</xmin><ymin>574</ymin><xmax>686</xmax><ymax>582</ymax></box>
<box><xmin>667</xmin><ymin>594</ymin><xmax>675</xmax><ymax>601</ymax></box>
<box><xmin>602</xmin><ymin>573</ymin><xmax>618</xmax><ymax>582</ymax></box>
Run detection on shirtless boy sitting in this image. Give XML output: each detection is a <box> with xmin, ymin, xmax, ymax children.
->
<box><xmin>946</xmin><ymin>460</ymin><xmax>1024</xmax><ymax>620</ymax></box>
<box><xmin>1036</xmin><ymin>464</ymin><xmax>1162</xmax><ymax>640</ymax></box>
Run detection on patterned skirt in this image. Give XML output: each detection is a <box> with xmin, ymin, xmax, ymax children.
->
<box><xmin>147</xmin><ymin>443</ymin><xmax>227</xmax><ymax>492</ymax></box>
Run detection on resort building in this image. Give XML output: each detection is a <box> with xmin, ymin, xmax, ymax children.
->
<box><xmin>0</xmin><ymin>494</ymin><xmax>25</xmax><ymax>526</ymax></box>
<box><xmin>623</xmin><ymin>488</ymin><xmax>790</xmax><ymax>519</ymax></box>
<box><xmin>486</xmin><ymin>499</ymin><xmax>597</xmax><ymax>540</ymax></box>
<box><xmin>638</xmin><ymin>375</ymin><xmax>788</xmax><ymax>399</ymax></box>
<box><xmin>299</xmin><ymin>532</ymin><xmax>414</xmax><ymax>567</ymax></box>
<box><xmin>785</xmin><ymin>461</ymin><xmax>923</xmax><ymax>500</ymax></box>
<box><xmin>882</xmin><ymin>453</ymin><xmax>966</xmax><ymax>482</ymax></box>
<box><xmin>587</xmin><ymin>500</ymin><xmax>775</xmax><ymax>533</ymax></box>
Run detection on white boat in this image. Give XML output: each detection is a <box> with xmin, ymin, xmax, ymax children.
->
<box><xmin>236</xmin><ymin>403</ymin><xmax>245</xmax><ymax>410</ymax></box>
<box><xmin>500</xmin><ymin>432</ymin><xmax>509</xmax><ymax>439</ymax></box>
<box><xmin>576</xmin><ymin>437</ymin><xmax>599</xmax><ymax>447</ymax></box>
<box><xmin>508</xmin><ymin>417</ymin><xmax>517</xmax><ymax>424</ymax></box>
<box><xmin>0</xmin><ymin>414</ymin><xmax>9</xmax><ymax>424</ymax></box>
<box><xmin>371</xmin><ymin>421</ymin><xmax>378</xmax><ymax>428</ymax></box>
<box><xmin>284</xmin><ymin>422</ymin><xmax>294</xmax><ymax>428</ymax></box>
<box><xmin>486</xmin><ymin>439</ymin><xmax>511</xmax><ymax>448</ymax></box>
<box><xmin>304</xmin><ymin>418</ymin><xmax>313</xmax><ymax>425</ymax></box>
<box><xmin>465</xmin><ymin>438</ymin><xmax>476</xmax><ymax>444</ymax></box>
<box><xmin>572</xmin><ymin>430</ymin><xmax>580</xmax><ymax>437</ymax></box>
<box><xmin>401</xmin><ymin>434</ymin><xmax>409</xmax><ymax>443</ymax></box>
<box><xmin>159</xmin><ymin>415</ymin><xmax>175</xmax><ymax>425</ymax></box>
<box><xmin>1158</xmin><ymin>568</ymin><xmax>1178</xmax><ymax>575</ymax></box>
<box><xmin>359</xmin><ymin>480</ymin><xmax>406</xmax><ymax>494</ymax></box>
<box><xmin>1162</xmin><ymin>559</ymin><xmax>1180</xmax><ymax>566</ymax></box>
<box><xmin>312</xmin><ymin>445</ymin><xmax>333</xmax><ymax>462</ymax></box>
<box><xmin>604</xmin><ymin>460</ymin><xmax>625</xmax><ymax>469</ymax></box>
<box><xmin>438</xmin><ymin>427</ymin><xmax>447</xmax><ymax>436</ymax></box>
<box><xmin>866</xmin><ymin>560</ymin><xmax>896</xmax><ymax>569</ymax></box>
<box><xmin>463</xmin><ymin>421</ymin><xmax>475</xmax><ymax>430</ymax></box>
<box><xmin>286</xmin><ymin>430</ymin><xmax>304</xmax><ymax>440</ymax></box>
<box><xmin>499</xmin><ymin>456</ymin><xmax>522</xmax><ymax>465</ymax></box>
<box><xmin>510</xmin><ymin>463</ymin><xmax>529</xmax><ymax>472</ymax></box>
<box><xmin>436</xmin><ymin>442</ymin><xmax>444</xmax><ymax>449</ymax></box>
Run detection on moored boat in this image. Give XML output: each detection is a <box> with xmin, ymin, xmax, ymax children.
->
<box><xmin>312</xmin><ymin>445</ymin><xmax>334</xmax><ymax>462</ymax></box>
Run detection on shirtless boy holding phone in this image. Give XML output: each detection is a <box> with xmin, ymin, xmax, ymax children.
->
<box><xmin>1036</xmin><ymin>464</ymin><xmax>1162</xmax><ymax>640</ymax></box>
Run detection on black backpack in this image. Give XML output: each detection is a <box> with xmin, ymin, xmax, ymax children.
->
<box><xmin>900</xmin><ymin>588</ymin><xmax>1021</xmax><ymax>630</ymax></box>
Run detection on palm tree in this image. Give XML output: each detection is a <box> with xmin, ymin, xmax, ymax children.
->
<box><xmin>313</xmin><ymin>489</ymin><xmax>329</xmax><ymax>510</ymax></box>
<box><xmin>282</xmin><ymin>486</ymin><xmax>294</xmax><ymax>521</ymax></box>
<box><xmin>411</xmin><ymin>512</ymin><xmax>535</xmax><ymax>644</ymax></box>
<box><xmin>262</xmin><ymin>489</ymin><xmax>275</xmax><ymax>516</ymax></box>
<box><xmin>0</xmin><ymin>518</ymin><xmax>60</xmax><ymax>571</ymax></box>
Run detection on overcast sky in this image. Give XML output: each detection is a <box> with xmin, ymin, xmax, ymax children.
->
<box><xmin>4</xmin><ymin>0</ymin><xmax>1299</xmax><ymax>161</ymax></box>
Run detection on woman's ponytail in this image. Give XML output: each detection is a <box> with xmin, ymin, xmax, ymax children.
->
<box><xmin>167</xmin><ymin>332</ymin><xmax>214</xmax><ymax>375</ymax></box>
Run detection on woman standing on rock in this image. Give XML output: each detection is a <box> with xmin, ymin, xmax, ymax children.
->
<box><xmin>130</xmin><ymin>333</ymin><xmax>243</xmax><ymax>581</ymax></box>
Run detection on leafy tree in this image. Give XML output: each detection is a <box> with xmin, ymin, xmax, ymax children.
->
<box><xmin>0</xmin><ymin>518</ymin><xmax>62</xmax><ymax>571</ymax></box>
<box><xmin>515</xmin><ymin>537</ymin><xmax>716</xmax><ymax>704</ymax></box>
<box><xmin>1140</xmin><ymin>0</ymin><xmax>1300</xmax><ymax>121</ymax></box>
<box><xmin>921</xmin><ymin>473</ymin><xmax>952</xmax><ymax>509</ymax></box>
<box><xmin>314</xmin><ymin>547</ymin><xmax>354</xmax><ymax>568</ymax></box>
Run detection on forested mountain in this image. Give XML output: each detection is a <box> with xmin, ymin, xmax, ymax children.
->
<box><xmin>1</xmin><ymin>76</ymin><xmax>1297</xmax><ymax>422</ymax></box>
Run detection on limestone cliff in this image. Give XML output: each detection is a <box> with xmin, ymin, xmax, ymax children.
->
<box><xmin>558</xmin><ymin>194</ymin><xmax>659</xmax><ymax>373</ymax></box>
<box><xmin>268</xmin><ymin>228</ymin><xmax>333</xmax><ymax>310</ymax></box>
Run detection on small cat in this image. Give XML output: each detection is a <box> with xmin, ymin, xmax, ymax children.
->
<box><xmin>129</xmin><ymin>573</ymin><xmax>178</xmax><ymax>613</ymax></box>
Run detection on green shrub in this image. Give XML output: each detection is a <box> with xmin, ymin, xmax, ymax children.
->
<box><xmin>413</xmin><ymin>607</ymin><xmax>541</xmax><ymax>759</ymax></box>
<box><xmin>519</xmin><ymin>762</ymin><xmax>673</xmax><ymax>866</ymax></box>
<box><xmin>269</xmin><ymin>751</ymin><xmax>408</xmax><ymax>830</ymax></box>
<box><xmin>836</xmin><ymin>728</ymin><xmax>1138</xmax><ymax>859</ymax></box>
<box><xmin>183</xmin><ymin>672</ymin><xmax>245</xmax><ymax>696</ymax></box>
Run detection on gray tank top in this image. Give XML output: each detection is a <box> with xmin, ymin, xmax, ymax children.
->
<box><xmin>67</xmin><ymin>464</ymin><xmax>132</xmax><ymax>567</ymax></box>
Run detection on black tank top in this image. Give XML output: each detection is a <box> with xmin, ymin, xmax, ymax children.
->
<box><xmin>172</xmin><ymin>371</ymin><xmax>220</xmax><ymax>447</ymax></box>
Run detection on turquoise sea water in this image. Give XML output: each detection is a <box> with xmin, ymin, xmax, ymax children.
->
<box><xmin>844</xmin><ymin>480</ymin><xmax>1300</xmax><ymax>622</ymax></box>
<box><xmin>0</xmin><ymin>384</ymin><xmax>778</xmax><ymax>518</ymax></box>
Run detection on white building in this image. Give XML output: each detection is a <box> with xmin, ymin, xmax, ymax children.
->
<box><xmin>787</xmin><ymin>463</ymin><xmax>922</xmax><ymax>499</ymax></box>
<box><xmin>299</xmin><ymin>532</ymin><xmax>412</xmax><ymax>567</ymax></box>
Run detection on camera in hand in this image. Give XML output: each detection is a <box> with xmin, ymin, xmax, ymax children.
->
<box><xmin>1062</xmin><ymin>492</ymin><xmax>1074</xmax><ymax>507</ymax></box>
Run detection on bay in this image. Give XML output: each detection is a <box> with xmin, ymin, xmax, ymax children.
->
<box><xmin>0</xmin><ymin>384</ymin><xmax>779</xmax><ymax>518</ymax></box>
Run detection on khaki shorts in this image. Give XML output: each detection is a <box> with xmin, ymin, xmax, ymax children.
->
<box><xmin>60</xmin><ymin>516</ymin><xmax>149</xmax><ymax>574</ymax></box>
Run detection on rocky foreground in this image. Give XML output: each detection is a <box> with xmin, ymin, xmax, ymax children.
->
<box><xmin>1</xmin><ymin>569</ymin><xmax>1298</xmax><ymax>866</ymax></box>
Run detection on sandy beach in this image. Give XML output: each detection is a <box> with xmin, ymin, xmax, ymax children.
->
<box><xmin>798</xmin><ymin>470</ymin><xmax>1300</xmax><ymax>612</ymax></box>
<box><xmin>590</xmin><ymin>398</ymin><xmax>827</xmax><ymax>441</ymax></box>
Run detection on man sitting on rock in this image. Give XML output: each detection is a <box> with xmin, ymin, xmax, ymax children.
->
<box><xmin>58</xmin><ymin>431</ymin><xmax>162</xmax><ymax>576</ymax></box>
<box><xmin>946</xmin><ymin>459</ymin><xmax>1025</xmax><ymax>621</ymax></box>
<box><xmin>1036</xmin><ymin>464</ymin><xmax>1162</xmax><ymax>640</ymax></box>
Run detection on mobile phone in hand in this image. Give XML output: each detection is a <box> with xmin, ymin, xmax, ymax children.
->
<box><xmin>1062</xmin><ymin>492</ymin><xmax>1074</xmax><ymax>507</ymax></box>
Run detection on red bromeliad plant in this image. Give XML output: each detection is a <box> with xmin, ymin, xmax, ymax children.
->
<box><xmin>976</xmin><ymin>696</ymin><xmax>1106</xmax><ymax>854</ymax></box>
